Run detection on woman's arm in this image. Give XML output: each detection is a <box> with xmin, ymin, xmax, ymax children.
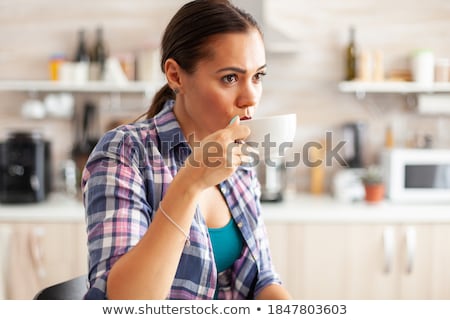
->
<box><xmin>106</xmin><ymin>167</ymin><xmax>202</xmax><ymax>299</ymax></box>
<box><xmin>104</xmin><ymin>120</ymin><xmax>250</xmax><ymax>299</ymax></box>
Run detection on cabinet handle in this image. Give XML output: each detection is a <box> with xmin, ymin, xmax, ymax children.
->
<box><xmin>29</xmin><ymin>227</ymin><xmax>46</xmax><ymax>279</ymax></box>
<box><xmin>405</xmin><ymin>226</ymin><xmax>416</xmax><ymax>274</ymax></box>
<box><xmin>383</xmin><ymin>227</ymin><xmax>395</xmax><ymax>274</ymax></box>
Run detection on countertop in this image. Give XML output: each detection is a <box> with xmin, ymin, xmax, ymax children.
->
<box><xmin>0</xmin><ymin>193</ymin><xmax>84</xmax><ymax>223</ymax></box>
<box><xmin>1</xmin><ymin>192</ymin><xmax>450</xmax><ymax>224</ymax></box>
<box><xmin>261</xmin><ymin>192</ymin><xmax>450</xmax><ymax>224</ymax></box>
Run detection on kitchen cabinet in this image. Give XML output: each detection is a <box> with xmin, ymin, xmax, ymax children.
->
<box><xmin>266</xmin><ymin>222</ymin><xmax>450</xmax><ymax>299</ymax></box>
<box><xmin>0</xmin><ymin>221</ymin><xmax>87</xmax><ymax>299</ymax></box>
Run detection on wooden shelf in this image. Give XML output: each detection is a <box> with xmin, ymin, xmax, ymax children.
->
<box><xmin>0</xmin><ymin>80</ymin><xmax>162</xmax><ymax>95</ymax></box>
<box><xmin>339</xmin><ymin>81</ymin><xmax>450</xmax><ymax>94</ymax></box>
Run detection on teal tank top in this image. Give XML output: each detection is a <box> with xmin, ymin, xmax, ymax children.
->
<box><xmin>208</xmin><ymin>218</ymin><xmax>244</xmax><ymax>273</ymax></box>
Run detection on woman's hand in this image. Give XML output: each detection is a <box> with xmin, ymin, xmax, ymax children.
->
<box><xmin>182</xmin><ymin>117</ymin><xmax>250</xmax><ymax>191</ymax></box>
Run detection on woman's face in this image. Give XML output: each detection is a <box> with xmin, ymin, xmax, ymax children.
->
<box><xmin>174</xmin><ymin>28</ymin><xmax>266</xmax><ymax>140</ymax></box>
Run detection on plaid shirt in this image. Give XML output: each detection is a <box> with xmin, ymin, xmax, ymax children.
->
<box><xmin>82</xmin><ymin>100</ymin><xmax>281</xmax><ymax>299</ymax></box>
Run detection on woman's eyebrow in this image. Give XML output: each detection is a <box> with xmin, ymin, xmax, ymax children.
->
<box><xmin>216</xmin><ymin>64</ymin><xmax>267</xmax><ymax>74</ymax></box>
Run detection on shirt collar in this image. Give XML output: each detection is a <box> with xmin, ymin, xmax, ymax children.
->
<box><xmin>154</xmin><ymin>100</ymin><xmax>190</xmax><ymax>157</ymax></box>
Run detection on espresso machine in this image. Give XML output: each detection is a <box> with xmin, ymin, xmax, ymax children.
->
<box><xmin>256</xmin><ymin>158</ymin><xmax>287</xmax><ymax>202</ymax></box>
<box><xmin>0</xmin><ymin>131</ymin><xmax>52</xmax><ymax>203</ymax></box>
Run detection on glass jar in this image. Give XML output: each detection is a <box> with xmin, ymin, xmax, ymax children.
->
<box><xmin>435</xmin><ymin>58</ymin><xmax>449</xmax><ymax>82</ymax></box>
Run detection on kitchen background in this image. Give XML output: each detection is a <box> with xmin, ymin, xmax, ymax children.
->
<box><xmin>1</xmin><ymin>0</ymin><xmax>450</xmax><ymax>300</ymax></box>
<box><xmin>1</xmin><ymin>0</ymin><xmax>450</xmax><ymax>192</ymax></box>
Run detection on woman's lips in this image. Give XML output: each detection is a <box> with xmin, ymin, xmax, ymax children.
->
<box><xmin>240</xmin><ymin>116</ymin><xmax>252</xmax><ymax>121</ymax></box>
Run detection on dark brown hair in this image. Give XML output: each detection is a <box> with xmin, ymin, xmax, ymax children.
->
<box><xmin>144</xmin><ymin>0</ymin><xmax>262</xmax><ymax>119</ymax></box>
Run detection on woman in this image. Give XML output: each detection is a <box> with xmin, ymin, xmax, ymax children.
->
<box><xmin>82</xmin><ymin>0</ymin><xmax>291</xmax><ymax>300</ymax></box>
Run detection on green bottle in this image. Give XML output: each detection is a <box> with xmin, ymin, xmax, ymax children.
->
<box><xmin>345</xmin><ymin>26</ymin><xmax>356</xmax><ymax>81</ymax></box>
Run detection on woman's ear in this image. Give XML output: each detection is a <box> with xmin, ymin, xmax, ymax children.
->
<box><xmin>165</xmin><ymin>58</ymin><xmax>183</xmax><ymax>93</ymax></box>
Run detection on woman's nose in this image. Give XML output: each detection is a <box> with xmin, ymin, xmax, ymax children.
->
<box><xmin>237</xmin><ymin>82</ymin><xmax>260</xmax><ymax>108</ymax></box>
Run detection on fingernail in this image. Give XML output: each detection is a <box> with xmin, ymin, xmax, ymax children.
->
<box><xmin>229</xmin><ymin>115</ymin><xmax>239</xmax><ymax>125</ymax></box>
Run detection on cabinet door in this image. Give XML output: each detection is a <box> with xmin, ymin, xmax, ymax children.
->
<box><xmin>266</xmin><ymin>223</ymin><xmax>399</xmax><ymax>299</ymax></box>
<box><xmin>265</xmin><ymin>223</ymin><xmax>290</xmax><ymax>290</ymax></box>
<box><xmin>399</xmin><ymin>224</ymin><xmax>450</xmax><ymax>299</ymax></box>
<box><xmin>7</xmin><ymin>222</ymin><xmax>88</xmax><ymax>299</ymax></box>
<box><xmin>344</xmin><ymin>224</ymin><xmax>399</xmax><ymax>299</ymax></box>
<box><xmin>293</xmin><ymin>224</ymin><xmax>400</xmax><ymax>299</ymax></box>
<box><xmin>428</xmin><ymin>224</ymin><xmax>450</xmax><ymax>299</ymax></box>
<box><xmin>345</xmin><ymin>224</ymin><xmax>450</xmax><ymax>299</ymax></box>
<box><xmin>267</xmin><ymin>222</ymin><xmax>450</xmax><ymax>300</ymax></box>
<box><xmin>267</xmin><ymin>223</ymin><xmax>361</xmax><ymax>299</ymax></box>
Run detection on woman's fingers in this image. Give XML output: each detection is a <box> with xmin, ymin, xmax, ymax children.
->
<box><xmin>182</xmin><ymin>121</ymin><xmax>254</xmax><ymax>190</ymax></box>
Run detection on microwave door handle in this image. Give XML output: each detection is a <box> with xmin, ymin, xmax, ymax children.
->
<box><xmin>405</xmin><ymin>226</ymin><xmax>416</xmax><ymax>274</ymax></box>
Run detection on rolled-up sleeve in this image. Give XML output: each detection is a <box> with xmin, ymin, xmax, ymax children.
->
<box><xmin>82</xmin><ymin>130</ymin><xmax>152</xmax><ymax>299</ymax></box>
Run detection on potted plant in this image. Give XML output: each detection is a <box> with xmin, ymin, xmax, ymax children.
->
<box><xmin>361</xmin><ymin>166</ymin><xmax>385</xmax><ymax>203</ymax></box>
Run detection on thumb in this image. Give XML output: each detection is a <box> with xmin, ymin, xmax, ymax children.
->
<box><xmin>227</xmin><ymin>115</ymin><xmax>240</xmax><ymax>127</ymax></box>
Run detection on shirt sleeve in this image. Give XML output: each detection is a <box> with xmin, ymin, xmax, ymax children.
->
<box><xmin>250</xmin><ymin>171</ymin><xmax>283</xmax><ymax>297</ymax></box>
<box><xmin>82</xmin><ymin>129</ymin><xmax>153</xmax><ymax>299</ymax></box>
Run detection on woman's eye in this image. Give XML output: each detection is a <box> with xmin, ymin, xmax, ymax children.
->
<box><xmin>222</xmin><ymin>74</ymin><xmax>237</xmax><ymax>84</ymax></box>
<box><xmin>254</xmin><ymin>72</ymin><xmax>267</xmax><ymax>82</ymax></box>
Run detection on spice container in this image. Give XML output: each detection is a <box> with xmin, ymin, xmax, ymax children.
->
<box><xmin>48</xmin><ymin>53</ymin><xmax>65</xmax><ymax>81</ymax></box>
<box><xmin>435</xmin><ymin>58</ymin><xmax>449</xmax><ymax>82</ymax></box>
<box><xmin>358</xmin><ymin>50</ymin><xmax>373</xmax><ymax>81</ymax></box>
<box><xmin>309</xmin><ymin>140</ymin><xmax>325</xmax><ymax>195</ymax></box>
<box><xmin>372</xmin><ymin>50</ymin><xmax>384</xmax><ymax>82</ymax></box>
<box><xmin>384</xmin><ymin>125</ymin><xmax>394</xmax><ymax>149</ymax></box>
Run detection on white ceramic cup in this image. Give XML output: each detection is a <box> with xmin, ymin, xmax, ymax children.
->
<box><xmin>241</xmin><ymin>113</ymin><xmax>297</xmax><ymax>159</ymax></box>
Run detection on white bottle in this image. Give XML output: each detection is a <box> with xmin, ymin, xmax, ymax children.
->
<box><xmin>411</xmin><ymin>49</ymin><xmax>434</xmax><ymax>84</ymax></box>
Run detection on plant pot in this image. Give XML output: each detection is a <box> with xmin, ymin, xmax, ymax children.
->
<box><xmin>364</xmin><ymin>183</ymin><xmax>385</xmax><ymax>203</ymax></box>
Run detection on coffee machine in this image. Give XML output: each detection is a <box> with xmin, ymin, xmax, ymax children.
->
<box><xmin>0</xmin><ymin>131</ymin><xmax>52</xmax><ymax>203</ymax></box>
<box><xmin>332</xmin><ymin>122</ymin><xmax>366</xmax><ymax>202</ymax></box>
<box><xmin>342</xmin><ymin>122</ymin><xmax>365</xmax><ymax>168</ymax></box>
<box><xmin>256</xmin><ymin>158</ymin><xmax>287</xmax><ymax>202</ymax></box>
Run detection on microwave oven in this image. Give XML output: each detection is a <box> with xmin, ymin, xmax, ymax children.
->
<box><xmin>382</xmin><ymin>148</ymin><xmax>450</xmax><ymax>203</ymax></box>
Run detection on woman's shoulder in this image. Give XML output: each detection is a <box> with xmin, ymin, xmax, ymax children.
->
<box><xmin>116</xmin><ymin>117</ymin><xmax>156</xmax><ymax>134</ymax></box>
<box><xmin>108</xmin><ymin>102</ymin><xmax>177</xmax><ymax>143</ymax></box>
<box><xmin>101</xmin><ymin>118</ymin><xmax>157</xmax><ymax>146</ymax></box>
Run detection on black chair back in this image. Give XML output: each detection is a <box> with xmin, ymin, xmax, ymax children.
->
<box><xmin>33</xmin><ymin>274</ymin><xmax>88</xmax><ymax>300</ymax></box>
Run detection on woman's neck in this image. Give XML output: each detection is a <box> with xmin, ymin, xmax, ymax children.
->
<box><xmin>173</xmin><ymin>100</ymin><xmax>207</xmax><ymax>147</ymax></box>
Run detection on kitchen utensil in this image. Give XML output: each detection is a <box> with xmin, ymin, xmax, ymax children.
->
<box><xmin>342</xmin><ymin>122</ymin><xmax>365</xmax><ymax>168</ymax></box>
<box><xmin>257</xmin><ymin>157</ymin><xmax>287</xmax><ymax>202</ymax></box>
<box><xmin>71</xmin><ymin>102</ymin><xmax>99</xmax><ymax>184</ymax></box>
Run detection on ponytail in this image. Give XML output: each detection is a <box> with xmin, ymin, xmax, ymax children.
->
<box><xmin>145</xmin><ymin>84</ymin><xmax>175</xmax><ymax>119</ymax></box>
